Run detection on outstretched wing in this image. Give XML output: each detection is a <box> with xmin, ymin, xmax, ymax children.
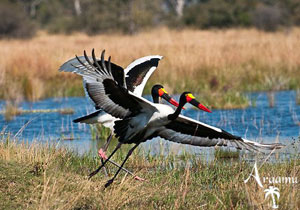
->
<box><xmin>59</xmin><ymin>49</ymin><xmax>157</xmax><ymax>119</ymax></box>
<box><xmin>125</xmin><ymin>55</ymin><xmax>162</xmax><ymax>96</ymax></box>
<box><xmin>156</xmin><ymin>115</ymin><xmax>284</xmax><ymax>152</ymax></box>
<box><xmin>60</xmin><ymin>54</ymin><xmax>162</xmax><ymax>111</ymax></box>
<box><xmin>60</xmin><ymin>53</ymin><xmax>125</xmax><ymax>109</ymax></box>
<box><xmin>60</xmin><ymin>54</ymin><xmax>126</xmax><ymax>88</ymax></box>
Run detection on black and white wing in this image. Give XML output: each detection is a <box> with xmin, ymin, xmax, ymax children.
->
<box><xmin>60</xmin><ymin>54</ymin><xmax>126</xmax><ymax>88</ymax></box>
<box><xmin>60</xmin><ymin>52</ymin><xmax>126</xmax><ymax>109</ymax></box>
<box><xmin>156</xmin><ymin>115</ymin><xmax>284</xmax><ymax>152</ymax></box>
<box><xmin>60</xmin><ymin>54</ymin><xmax>162</xmax><ymax>97</ymax></box>
<box><xmin>60</xmin><ymin>53</ymin><xmax>162</xmax><ymax>122</ymax></box>
<box><xmin>124</xmin><ymin>55</ymin><xmax>162</xmax><ymax>96</ymax></box>
<box><xmin>59</xmin><ymin>49</ymin><xmax>157</xmax><ymax>119</ymax></box>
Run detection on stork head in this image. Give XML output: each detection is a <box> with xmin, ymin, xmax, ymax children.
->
<box><xmin>180</xmin><ymin>92</ymin><xmax>212</xmax><ymax>113</ymax></box>
<box><xmin>151</xmin><ymin>84</ymin><xmax>180</xmax><ymax>107</ymax></box>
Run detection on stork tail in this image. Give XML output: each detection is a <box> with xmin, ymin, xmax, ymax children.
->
<box><xmin>73</xmin><ymin>110</ymin><xmax>102</xmax><ymax>124</ymax></box>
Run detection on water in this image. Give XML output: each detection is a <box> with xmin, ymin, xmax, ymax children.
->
<box><xmin>0</xmin><ymin>90</ymin><xmax>299</xmax><ymax>156</ymax></box>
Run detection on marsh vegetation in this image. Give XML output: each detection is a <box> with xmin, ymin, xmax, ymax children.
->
<box><xmin>1</xmin><ymin>28</ymin><xmax>300</xmax><ymax>109</ymax></box>
<box><xmin>0</xmin><ymin>137</ymin><xmax>298</xmax><ymax>209</ymax></box>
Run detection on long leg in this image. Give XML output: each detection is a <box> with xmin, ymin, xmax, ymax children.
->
<box><xmin>98</xmin><ymin>132</ymin><xmax>113</xmax><ymax>160</ymax></box>
<box><xmin>89</xmin><ymin>142</ymin><xmax>122</xmax><ymax>179</ymax></box>
<box><xmin>98</xmin><ymin>133</ymin><xmax>144</xmax><ymax>181</ymax></box>
<box><xmin>99</xmin><ymin>132</ymin><xmax>113</xmax><ymax>176</ymax></box>
<box><xmin>103</xmin><ymin>132</ymin><xmax>113</xmax><ymax>151</ymax></box>
<box><xmin>105</xmin><ymin>143</ymin><xmax>140</xmax><ymax>188</ymax></box>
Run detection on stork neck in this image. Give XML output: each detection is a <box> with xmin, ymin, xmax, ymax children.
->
<box><xmin>168</xmin><ymin>102</ymin><xmax>185</xmax><ymax>121</ymax></box>
<box><xmin>152</xmin><ymin>93</ymin><xmax>159</xmax><ymax>104</ymax></box>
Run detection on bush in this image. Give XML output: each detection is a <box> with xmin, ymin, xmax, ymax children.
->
<box><xmin>182</xmin><ymin>0</ymin><xmax>253</xmax><ymax>29</ymax></box>
<box><xmin>252</xmin><ymin>4</ymin><xmax>284</xmax><ymax>32</ymax></box>
<box><xmin>0</xmin><ymin>2</ymin><xmax>36</xmax><ymax>39</ymax></box>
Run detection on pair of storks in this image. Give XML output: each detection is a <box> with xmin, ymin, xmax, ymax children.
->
<box><xmin>60</xmin><ymin>50</ymin><xmax>283</xmax><ymax>187</ymax></box>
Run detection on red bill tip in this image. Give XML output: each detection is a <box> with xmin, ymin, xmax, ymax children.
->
<box><xmin>169</xmin><ymin>98</ymin><xmax>185</xmax><ymax>109</ymax></box>
<box><xmin>198</xmin><ymin>104</ymin><xmax>212</xmax><ymax>113</ymax></box>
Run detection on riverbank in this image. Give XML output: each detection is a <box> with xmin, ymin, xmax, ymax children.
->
<box><xmin>1</xmin><ymin>28</ymin><xmax>300</xmax><ymax>109</ymax></box>
<box><xmin>0</xmin><ymin>138</ymin><xmax>299</xmax><ymax>209</ymax></box>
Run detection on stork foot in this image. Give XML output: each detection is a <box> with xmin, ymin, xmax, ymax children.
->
<box><xmin>104</xmin><ymin>179</ymin><xmax>114</xmax><ymax>188</ymax></box>
<box><xmin>134</xmin><ymin>176</ymin><xmax>145</xmax><ymax>181</ymax></box>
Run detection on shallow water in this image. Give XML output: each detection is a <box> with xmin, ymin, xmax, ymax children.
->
<box><xmin>0</xmin><ymin>90</ymin><xmax>299</xmax><ymax>157</ymax></box>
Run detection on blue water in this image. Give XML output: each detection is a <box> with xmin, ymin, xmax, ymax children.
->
<box><xmin>0</xmin><ymin>91</ymin><xmax>299</xmax><ymax>155</ymax></box>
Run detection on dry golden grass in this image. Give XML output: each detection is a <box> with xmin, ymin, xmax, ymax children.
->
<box><xmin>0</xmin><ymin>138</ymin><xmax>299</xmax><ymax>209</ymax></box>
<box><xmin>0</xmin><ymin>28</ymin><xmax>299</xmax><ymax>105</ymax></box>
<box><xmin>3</xmin><ymin>102</ymin><xmax>21</xmax><ymax>121</ymax></box>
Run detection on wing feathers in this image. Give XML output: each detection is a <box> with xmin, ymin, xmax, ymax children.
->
<box><xmin>125</xmin><ymin>55</ymin><xmax>162</xmax><ymax>95</ymax></box>
<box><xmin>60</xmin><ymin>49</ymin><xmax>157</xmax><ymax>119</ymax></box>
<box><xmin>91</xmin><ymin>49</ymin><xmax>105</xmax><ymax>75</ymax></box>
<box><xmin>158</xmin><ymin>115</ymin><xmax>284</xmax><ymax>152</ymax></box>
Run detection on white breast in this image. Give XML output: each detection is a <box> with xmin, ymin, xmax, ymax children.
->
<box><xmin>143</xmin><ymin>104</ymin><xmax>175</xmax><ymax>138</ymax></box>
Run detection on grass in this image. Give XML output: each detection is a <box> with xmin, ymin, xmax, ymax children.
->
<box><xmin>0</xmin><ymin>102</ymin><xmax>74</xmax><ymax>121</ymax></box>
<box><xmin>214</xmin><ymin>148</ymin><xmax>240</xmax><ymax>159</ymax></box>
<box><xmin>3</xmin><ymin>102</ymin><xmax>21</xmax><ymax>121</ymax></box>
<box><xmin>0</xmin><ymin>136</ymin><xmax>299</xmax><ymax>209</ymax></box>
<box><xmin>0</xmin><ymin>28</ymin><xmax>300</xmax><ymax>108</ymax></box>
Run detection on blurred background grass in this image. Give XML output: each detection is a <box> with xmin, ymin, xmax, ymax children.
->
<box><xmin>0</xmin><ymin>28</ymin><xmax>299</xmax><ymax>109</ymax></box>
<box><xmin>0</xmin><ymin>0</ymin><xmax>300</xmax><ymax>109</ymax></box>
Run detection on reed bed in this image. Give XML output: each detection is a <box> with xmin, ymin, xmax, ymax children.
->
<box><xmin>0</xmin><ymin>137</ymin><xmax>299</xmax><ymax>209</ymax></box>
<box><xmin>0</xmin><ymin>102</ymin><xmax>74</xmax><ymax>121</ymax></box>
<box><xmin>0</xmin><ymin>28</ymin><xmax>300</xmax><ymax>108</ymax></box>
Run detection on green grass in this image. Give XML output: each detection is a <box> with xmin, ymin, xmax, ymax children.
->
<box><xmin>0</xmin><ymin>136</ymin><xmax>299</xmax><ymax>209</ymax></box>
<box><xmin>214</xmin><ymin>148</ymin><xmax>240</xmax><ymax>159</ymax></box>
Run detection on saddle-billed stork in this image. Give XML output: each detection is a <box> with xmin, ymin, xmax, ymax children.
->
<box><xmin>60</xmin><ymin>49</ymin><xmax>284</xmax><ymax>188</ymax></box>
<box><xmin>60</xmin><ymin>52</ymin><xmax>186</xmax><ymax>178</ymax></box>
<box><xmin>60</xmin><ymin>52</ymin><xmax>164</xmax><ymax>126</ymax></box>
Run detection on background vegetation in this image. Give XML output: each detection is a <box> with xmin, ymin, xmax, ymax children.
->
<box><xmin>1</xmin><ymin>0</ymin><xmax>300</xmax><ymax>38</ymax></box>
<box><xmin>0</xmin><ymin>0</ymin><xmax>300</xmax><ymax>109</ymax></box>
<box><xmin>0</xmin><ymin>28</ymin><xmax>299</xmax><ymax>108</ymax></box>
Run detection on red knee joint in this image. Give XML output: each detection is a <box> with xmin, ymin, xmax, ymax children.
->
<box><xmin>98</xmin><ymin>148</ymin><xmax>108</xmax><ymax>160</ymax></box>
